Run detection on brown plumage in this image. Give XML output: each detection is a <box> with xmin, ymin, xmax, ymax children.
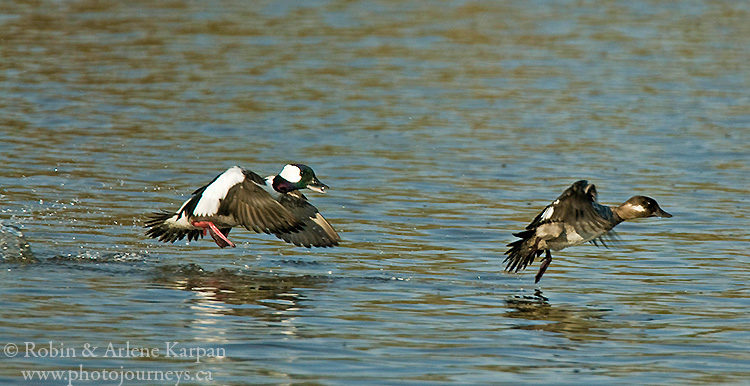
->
<box><xmin>505</xmin><ymin>180</ymin><xmax>672</xmax><ymax>283</ymax></box>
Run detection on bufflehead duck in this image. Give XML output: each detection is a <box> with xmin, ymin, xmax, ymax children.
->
<box><xmin>504</xmin><ymin>180</ymin><xmax>671</xmax><ymax>283</ymax></box>
<box><xmin>145</xmin><ymin>164</ymin><xmax>340</xmax><ymax>248</ymax></box>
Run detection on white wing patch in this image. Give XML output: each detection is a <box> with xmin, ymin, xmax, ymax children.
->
<box><xmin>279</xmin><ymin>164</ymin><xmax>302</xmax><ymax>183</ymax></box>
<box><xmin>540</xmin><ymin>206</ymin><xmax>554</xmax><ymax>221</ymax></box>
<box><xmin>193</xmin><ymin>166</ymin><xmax>246</xmax><ymax>216</ymax></box>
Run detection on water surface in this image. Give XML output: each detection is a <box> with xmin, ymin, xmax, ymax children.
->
<box><xmin>0</xmin><ymin>0</ymin><xmax>748</xmax><ymax>384</ymax></box>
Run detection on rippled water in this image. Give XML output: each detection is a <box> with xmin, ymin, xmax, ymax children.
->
<box><xmin>1</xmin><ymin>0</ymin><xmax>748</xmax><ymax>383</ymax></box>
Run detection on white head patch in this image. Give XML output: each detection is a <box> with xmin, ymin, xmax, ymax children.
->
<box><xmin>279</xmin><ymin>164</ymin><xmax>302</xmax><ymax>183</ymax></box>
<box><xmin>631</xmin><ymin>204</ymin><xmax>647</xmax><ymax>213</ymax></box>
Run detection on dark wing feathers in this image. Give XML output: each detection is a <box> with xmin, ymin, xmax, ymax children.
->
<box><xmin>273</xmin><ymin>193</ymin><xmax>340</xmax><ymax>248</ymax></box>
<box><xmin>504</xmin><ymin>229</ymin><xmax>543</xmax><ymax>272</ymax></box>
<box><xmin>181</xmin><ymin>168</ymin><xmax>261</xmax><ymax>218</ymax></box>
<box><xmin>504</xmin><ymin>181</ymin><xmax>613</xmax><ymax>273</ymax></box>
<box><xmin>144</xmin><ymin>210</ymin><xmax>203</xmax><ymax>243</ymax></box>
<box><xmin>529</xmin><ymin>180</ymin><xmax>614</xmax><ymax>242</ymax></box>
<box><xmin>590</xmin><ymin>229</ymin><xmax>620</xmax><ymax>248</ymax></box>
<box><xmin>217</xmin><ymin>178</ymin><xmax>303</xmax><ymax>234</ymax></box>
<box><xmin>179</xmin><ymin>193</ymin><xmax>201</xmax><ymax>219</ymax></box>
<box><xmin>146</xmin><ymin>168</ymin><xmax>339</xmax><ymax>248</ymax></box>
<box><xmin>240</xmin><ymin>169</ymin><xmax>268</xmax><ymax>186</ymax></box>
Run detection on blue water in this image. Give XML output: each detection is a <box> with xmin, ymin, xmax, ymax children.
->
<box><xmin>0</xmin><ymin>0</ymin><xmax>748</xmax><ymax>384</ymax></box>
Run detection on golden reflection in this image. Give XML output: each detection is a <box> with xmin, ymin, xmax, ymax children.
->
<box><xmin>153</xmin><ymin>264</ymin><xmax>328</xmax><ymax>325</ymax></box>
<box><xmin>505</xmin><ymin>291</ymin><xmax>609</xmax><ymax>341</ymax></box>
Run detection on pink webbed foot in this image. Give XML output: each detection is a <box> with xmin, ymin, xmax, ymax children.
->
<box><xmin>191</xmin><ymin>221</ymin><xmax>236</xmax><ymax>248</ymax></box>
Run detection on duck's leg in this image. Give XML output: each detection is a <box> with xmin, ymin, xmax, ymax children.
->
<box><xmin>535</xmin><ymin>250</ymin><xmax>552</xmax><ymax>283</ymax></box>
<box><xmin>191</xmin><ymin>221</ymin><xmax>236</xmax><ymax>248</ymax></box>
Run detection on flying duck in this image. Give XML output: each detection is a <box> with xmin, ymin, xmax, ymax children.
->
<box><xmin>504</xmin><ymin>180</ymin><xmax>671</xmax><ymax>283</ymax></box>
<box><xmin>145</xmin><ymin>164</ymin><xmax>340</xmax><ymax>248</ymax></box>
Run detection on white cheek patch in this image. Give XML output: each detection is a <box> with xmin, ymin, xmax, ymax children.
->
<box><xmin>631</xmin><ymin>204</ymin><xmax>647</xmax><ymax>213</ymax></box>
<box><xmin>279</xmin><ymin>164</ymin><xmax>302</xmax><ymax>183</ymax></box>
<box><xmin>193</xmin><ymin>166</ymin><xmax>245</xmax><ymax>216</ymax></box>
<box><xmin>541</xmin><ymin>206</ymin><xmax>554</xmax><ymax>221</ymax></box>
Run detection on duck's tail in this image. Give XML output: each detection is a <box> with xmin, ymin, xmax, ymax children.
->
<box><xmin>144</xmin><ymin>210</ymin><xmax>203</xmax><ymax>244</ymax></box>
<box><xmin>503</xmin><ymin>229</ymin><xmax>544</xmax><ymax>273</ymax></box>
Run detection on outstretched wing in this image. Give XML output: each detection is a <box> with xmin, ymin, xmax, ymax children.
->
<box><xmin>526</xmin><ymin>180</ymin><xmax>615</xmax><ymax>244</ymax></box>
<box><xmin>144</xmin><ymin>210</ymin><xmax>204</xmax><ymax>243</ymax></box>
<box><xmin>590</xmin><ymin>229</ymin><xmax>620</xmax><ymax>248</ymax></box>
<box><xmin>273</xmin><ymin>192</ymin><xmax>340</xmax><ymax>248</ymax></box>
<box><xmin>216</xmin><ymin>171</ymin><xmax>303</xmax><ymax>234</ymax></box>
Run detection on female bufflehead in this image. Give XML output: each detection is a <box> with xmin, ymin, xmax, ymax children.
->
<box><xmin>505</xmin><ymin>180</ymin><xmax>671</xmax><ymax>283</ymax></box>
<box><xmin>145</xmin><ymin>164</ymin><xmax>340</xmax><ymax>248</ymax></box>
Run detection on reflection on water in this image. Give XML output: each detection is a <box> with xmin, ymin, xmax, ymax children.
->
<box><xmin>0</xmin><ymin>0</ymin><xmax>748</xmax><ymax>383</ymax></box>
<box><xmin>152</xmin><ymin>263</ymin><xmax>329</xmax><ymax>323</ymax></box>
<box><xmin>505</xmin><ymin>290</ymin><xmax>608</xmax><ymax>342</ymax></box>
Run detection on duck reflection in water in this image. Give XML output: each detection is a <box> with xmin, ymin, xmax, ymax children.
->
<box><xmin>153</xmin><ymin>263</ymin><xmax>330</xmax><ymax>322</ymax></box>
<box><xmin>505</xmin><ymin>290</ymin><xmax>609</xmax><ymax>341</ymax></box>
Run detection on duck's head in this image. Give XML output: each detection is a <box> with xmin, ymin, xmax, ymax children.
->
<box><xmin>617</xmin><ymin>195</ymin><xmax>672</xmax><ymax>220</ymax></box>
<box><xmin>273</xmin><ymin>164</ymin><xmax>329</xmax><ymax>193</ymax></box>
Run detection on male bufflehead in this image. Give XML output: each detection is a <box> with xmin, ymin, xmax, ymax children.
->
<box><xmin>145</xmin><ymin>164</ymin><xmax>340</xmax><ymax>248</ymax></box>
